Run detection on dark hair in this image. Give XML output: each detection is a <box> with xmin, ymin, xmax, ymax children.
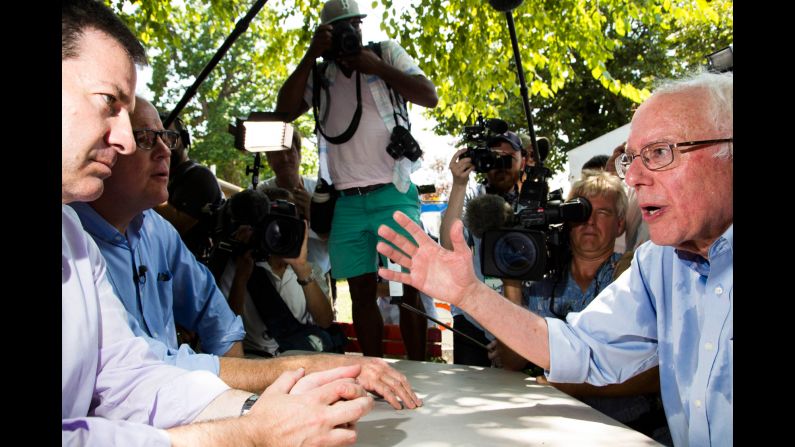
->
<box><xmin>160</xmin><ymin>112</ymin><xmax>191</xmax><ymax>148</ymax></box>
<box><xmin>229</xmin><ymin>189</ymin><xmax>270</xmax><ymax>226</ymax></box>
<box><xmin>582</xmin><ymin>154</ymin><xmax>609</xmax><ymax>171</ymax></box>
<box><xmin>62</xmin><ymin>0</ymin><xmax>147</xmax><ymax>65</ymax></box>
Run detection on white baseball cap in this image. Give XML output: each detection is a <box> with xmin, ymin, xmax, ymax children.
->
<box><xmin>321</xmin><ymin>0</ymin><xmax>367</xmax><ymax>25</ymax></box>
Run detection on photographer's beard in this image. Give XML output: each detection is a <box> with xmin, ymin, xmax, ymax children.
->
<box><xmin>486</xmin><ymin>168</ymin><xmax>520</xmax><ymax>194</ymax></box>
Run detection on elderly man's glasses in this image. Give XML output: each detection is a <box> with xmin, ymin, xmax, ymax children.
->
<box><xmin>133</xmin><ymin>129</ymin><xmax>181</xmax><ymax>150</ymax></box>
<box><xmin>615</xmin><ymin>138</ymin><xmax>733</xmax><ymax>179</ymax></box>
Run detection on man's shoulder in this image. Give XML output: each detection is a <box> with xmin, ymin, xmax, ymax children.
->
<box><xmin>142</xmin><ymin>209</ymin><xmax>181</xmax><ymax>239</ymax></box>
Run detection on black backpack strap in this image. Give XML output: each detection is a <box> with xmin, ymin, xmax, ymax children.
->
<box><xmin>312</xmin><ymin>60</ymin><xmax>362</xmax><ymax>145</ymax></box>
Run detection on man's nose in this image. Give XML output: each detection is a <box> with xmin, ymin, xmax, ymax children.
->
<box><xmin>108</xmin><ymin>111</ymin><xmax>136</xmax><ymax>155</ymax></box>
<box><xmin>624</xmin><ymin>156</ymin><xmax>650</xmax><ymax>187</ymax></box>
<box><xmin>152</xmin><ymin>133</ymin><xmax>171</xmax><ymax>160</ymax></box>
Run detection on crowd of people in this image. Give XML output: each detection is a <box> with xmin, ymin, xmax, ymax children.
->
<box><xmin>62</xmin><ymin>0</ymin><xmax>731</xmax><ymax>445</ymax></box>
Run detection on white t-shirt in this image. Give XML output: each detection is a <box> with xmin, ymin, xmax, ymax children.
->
<box><xmin>321</xmin><ymin>71</ymin><xmax>395</xmax><ymax>189</ymax></box>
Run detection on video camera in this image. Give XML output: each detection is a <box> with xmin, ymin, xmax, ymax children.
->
<box><xmin>478</xmin><ymin>163</ymin><xmax>592</xmax><ymax>282</ymax></box>
<box><xmin>459</xmin><ymin>115</ymin><xmax>515</xmax><ymax>172</ymax></box>
<box><xmin>322</xmin><ymin>20</ymin><xmax>362</xmax><ymax>61</ymax></box>
<box><xmin>209</xmin><ymin>189</ymin><xmax>306</xmax><ymax>264</ymax></box>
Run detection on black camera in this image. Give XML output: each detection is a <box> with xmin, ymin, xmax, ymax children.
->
<box><xmin>322</xmin><ymin>20</ymin><xmax>362</xmax><ymax>61</ymax></box>
<box><xmin>386</xmin><ymin>124</ymin><xmax>423</xmax><ymax>161</ymax></box>
<box><xmin>480</xmin><ymin>165</ymin><xmax>592</xmax><ymax>281</ymax></box>
<box><xmin>210</xmin><ymin>190</ymin><xmax>306</xmax><ymax>262</ymax></box>
<box><xmin>459</xmin><ymin>115</ymin><xmax>514</xmax><ymax>173</ymax></box>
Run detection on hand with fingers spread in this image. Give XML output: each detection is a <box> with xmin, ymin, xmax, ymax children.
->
<box><xmin>248</xmin><ymin>365</ymin><xmax>374</xmax><ymax>446</ymax></box>
<box><xmin>376</xmin><ymin>211</ymin><xmax>485</xmax><ymax>309</ymax></box>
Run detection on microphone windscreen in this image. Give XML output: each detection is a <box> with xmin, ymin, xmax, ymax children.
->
<box><xmin>485</xmin><ymin>118</ymin><xmax>508</xmax><ymax>134</ymax></box>
<box><xmin>464</xmin><ymin>194</ymin><xmax>512</xmax><ymax>238</ymax></box>
<box><xmin>488</xmin><ymin>0</ymin><xmax>524</xmax><ymax>12</ymax></box>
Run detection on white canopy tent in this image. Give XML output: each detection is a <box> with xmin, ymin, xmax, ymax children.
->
<box><xmin>566</xmin><ymin>123</ymin><xmax>630</xmax><ymax>184</ymax></box>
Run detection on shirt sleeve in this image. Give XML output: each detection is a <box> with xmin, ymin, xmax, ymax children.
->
<box><xmin>92</xmin><ymin>269</ymin><xmax>231</xmax><ymax>427</ymax></box>
<box><xmin>166</xmin><ymin>219</ymin><xmax>246</xmax><ymax>356</ymax></box>
<box><xmin>128</xmin><ymin>312</ymin><xmax>221</xmax><ymax>374</ymax></box>
<box><xmin>546</xmin><ymin>253</ymin><xmax>660</xmax><ymax>385</ymax></box>
<box><xmin>382</xmin><ymin>40</ymin><xmax>426</xmax><ymax>77</ymax></box>
<box><xmin>62</xmin><ymin>417</ymin><xmax>171</xmax><ymax>447</ymax></box>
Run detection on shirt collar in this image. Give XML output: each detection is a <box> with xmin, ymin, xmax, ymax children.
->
<box><xmin>675</xmin><ymin>223</ymin><xmax>733</xmax><ymax>276</ymax></box>
<box><xmin>68</xmin><ymin>201</ymin><xmax>146</xmax><ymax>250</ymax></box>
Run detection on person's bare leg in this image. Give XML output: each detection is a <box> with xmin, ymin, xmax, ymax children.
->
<box><xmin>399</xmin><ymin>285</ymin><xmax>427</xmax><ymax>361</ymax></box>
<box><xmin>348</xmin><ymin>273</ymin><xmax>383</xmax><ymax>357</ymax></box>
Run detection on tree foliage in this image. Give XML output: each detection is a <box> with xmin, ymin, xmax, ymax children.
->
<box><xmin>108</xmin><ymin>0</ymin><xmax>319</xmax><ymax>186</ymax></box>
<box><xmin>108</xmin><ymin>0</ymin><xmax>731</xmax><ymax>182</ymax></box>
<box><xmin>381</xmin><ymin>0</ymin><xmax>733</xmax><ymax>170</ymax></box>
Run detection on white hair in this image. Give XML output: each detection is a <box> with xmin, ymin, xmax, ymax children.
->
<box><xmin>652</xmin><ymin>70</ymin><xmax>733</xmax><ymax>158</ymax></box>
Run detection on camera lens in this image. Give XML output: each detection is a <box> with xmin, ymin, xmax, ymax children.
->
<box><xmin>492</xmin><ymin>232</ymin><xmax>539</xmax><ymax>277</ymax></box>
<box><xmin>340</xmin><ymin>33</ymin><xmax>360</xmax><ymax>53</ymax></box>
<box><xmin>263</xmin><ymin>218</ymin><xmax>303</xmax><ymax>257</ymax></box>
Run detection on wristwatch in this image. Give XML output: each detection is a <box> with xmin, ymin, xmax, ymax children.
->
<box><xmin>296</xmin><ymin>275</ymin><xmax>313</xmax><ymax>286</ymax></box>
<box><xmin>240</xmin><ymin>394</ymin><xmax>259</xmax><ymax>416</ymax></box>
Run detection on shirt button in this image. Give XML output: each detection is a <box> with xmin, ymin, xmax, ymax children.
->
<box><xmin>152</xmin><ymin>332</ymin><xmax>158</xmax><ymax>338</ymax></box>
<box><xmin>704</xmin><ymin>342</ymin><xmax>714</xmax><ymax>350</ymax></box>
<box><xmin>694</xmin><ymin>400</ymin><xmax>702</xmax><ymax>408</ymax></box>
<box><xmin>715</xmin><ymin>286</ymin><xmax>724</xmax><ymax>295</ymax></box>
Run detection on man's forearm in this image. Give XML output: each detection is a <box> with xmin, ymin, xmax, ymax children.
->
<box><xmin>439</xmin><ymin>183</ymin><xmax>467</xmax><ymax>249</ymax></box>
<box><xmin>219</xmin><ymin>353</ymin><xmax>352</xmax><ymax>393</ymax></box>
<box><xmin>463</xmin><ymin>282</ymin><xmax>551</xmax><ymax>370</ymax></box>
<box><xmin>191</xmin><ymin>389</ymin><xmax>253</xmax><ymax>423</ymax></box>
<box><xmin>276</xmin><ymin>54</ymin><xmax>315</xmax><ymax>122</ymax></box>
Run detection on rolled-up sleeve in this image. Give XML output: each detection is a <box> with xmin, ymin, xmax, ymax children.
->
<box><xmin>167</xmin><ymin>218</ymin><xmax>245</xmax><ymax>356</ymax></box>
<box><xmin>547</xmin><ymin>264</ymin><xmax>659</xmax><ymax>385</ymax></box>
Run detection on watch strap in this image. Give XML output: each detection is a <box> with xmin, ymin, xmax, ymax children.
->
<box><xmin>296</xmin><ymin>275</ymin><xmax>313</xmax><ymax>286</ymax></box>
<box><xmin>240</xmin><ymin>394</ymin><xmax>259</xmax><ymax>416</ymax></box>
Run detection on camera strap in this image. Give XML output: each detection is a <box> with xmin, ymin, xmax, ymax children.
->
<box><xmin>312</xmin><ymin>61</ymin><xmax>362</xmax><ymax>145</ymax></box>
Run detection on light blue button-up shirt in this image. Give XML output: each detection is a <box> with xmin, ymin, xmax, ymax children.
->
<box><xmin>548</xmin><ymin>225</ymin><xmax>733</xmax><ymax>446</ymax></box>
<box><xmin>62</xmin><ymin>206</ymin><xmax>229</xmax><ymax>445</ymax></box>
<box><xmin>70</xmin><ymin>203</ymin><xmax>245</xmax><ymax>373</ymax></box>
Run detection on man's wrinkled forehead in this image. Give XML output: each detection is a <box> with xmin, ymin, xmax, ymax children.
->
<box><xmin>629</xmin><ymin>90</ymin><xmax>708</xmax><ymax>146</ymax></box>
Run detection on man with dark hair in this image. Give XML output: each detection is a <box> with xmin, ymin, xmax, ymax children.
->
<box><xmin>581</xmin><ymin>154</ymin><xmax>610</xmax><ymax>171</ymax></box>
<box><xmin>276</xmin><ymin>0</ymin><xmax>438</xmax><ymax>360</ymax></box>
<box><xmin>439</xmin><ymin>130</ymin><xmax>526</xmax><ymax>366</ymax></box>
<box><xmin>62</xmin><ymin>1</ymin><xmax>372</xmax><ymax>444</ymax></box>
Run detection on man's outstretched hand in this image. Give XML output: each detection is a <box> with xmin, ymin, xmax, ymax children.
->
<box><xmin>376</xmin><ymin>211</ymin><xmax>482</xmax><ymax>309</ymax></box>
